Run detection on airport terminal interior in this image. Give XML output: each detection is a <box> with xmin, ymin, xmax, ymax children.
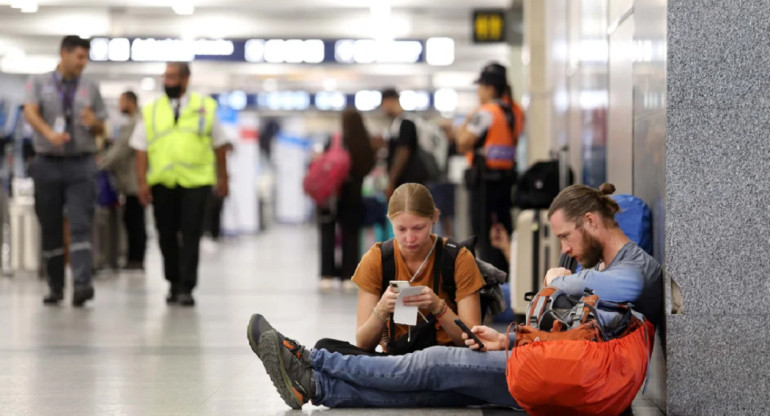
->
<box><xmin>0</xmin><ymin>0</ymin><xmax>767</xmax><ymax>415</ymax></box>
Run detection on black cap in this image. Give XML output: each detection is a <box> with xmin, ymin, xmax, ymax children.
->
<box><xmin>474</xmin><ymin>62</ymin><xmax>507</xmax><ymax>86</ymax></box>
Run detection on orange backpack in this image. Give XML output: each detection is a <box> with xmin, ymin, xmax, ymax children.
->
<box><xmin>505</xmin><ymin>287</ymin><xmax>654</xmax><ymax>416</ymax></box>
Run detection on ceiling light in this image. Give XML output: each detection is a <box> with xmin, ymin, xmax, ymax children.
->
<box><xmin>172</xmin><ymin>2</ymin><xmax>194</xmax><ymax>15</ymax></box>
<box><xmin>426</xmin><ymin>37</ymin><xmax>455</xmax><ymax>66</ymax></box>
<box><xmin>140</xmin><ymin>77</ymin><xmax>156</xmax><ymax>92</ymax></box>
<box><xmin>21</xmin><ymin>1</ymin><xmax>38</xmax><ymax>13</ymax></box>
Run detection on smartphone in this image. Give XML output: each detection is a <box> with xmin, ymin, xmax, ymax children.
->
<box><xmin>454</xmin><ymin>319</ymin><xmax>485</xmax><ymax>351</ymax></box>
<box><xmin>389</xmin><ymin>280</ymin><xmax>409</xmax><ymax>293</ymax></box>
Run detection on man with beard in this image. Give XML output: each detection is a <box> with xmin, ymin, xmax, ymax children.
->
<box><xmin>245</xmin><ymin>182</ymin><xmax>662</xmax><ymax>409</ymax></box>
<box><xmin>99</xmin><ymin>91</ymin><xmax>146</xmax><ymax>271</ymax></box>
<box><xmin>130</xmin><ymin>62</ymin><xmax>230</xmax><ymax>307</ymax></box>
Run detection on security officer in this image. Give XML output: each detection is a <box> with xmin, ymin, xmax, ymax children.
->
<box><xmin>24</xmin><ymin>35</ymin><xmax>107</xmax><ymax>307</ymax></box>
<box><xmin>456</xmin><ymin>62</ymin><xmax>518</xmax><ymax>273</ymax></box>
<box><xmin>130</xmin><ymin>62</ymin><xmax>230</xmax><ymax>307</ymax></box>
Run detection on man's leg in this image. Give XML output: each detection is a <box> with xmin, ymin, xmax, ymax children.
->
<box><xmin>151</xmin><ymin>186</ymin><xmax>181</xmax><ymax>296</ymax></box>
<box><xmin>317</xmin><ymin>381</ymin><xmax>486</xmax><ymax>408</ymax></box>
<box><xmin>481</xmin><ymin>177</ymin><xmax>514</xmax><ymax>272</ymax></box>
<box><xmin>32</xmin><ymin>158</ymin><xmax>66</xmax><ymax>299</ymax></box>
<box><xmin>123</xmin><ymin>195</ymin><xmax>146</xmax><ymax>265</ymax></box>
<box><xmin>312</xmin><ymin>346</ymin><xmax>516</xmax><ymax>408</ymax></box>
<box><xmin>177</xmin><ymin>186</ymin><xmax>210</xmax><ymax>295</ymax></box>
<box><xmin>64</xmin><ymin>159</ymin><xmax>97</xmax><ymax>303</ymax></box>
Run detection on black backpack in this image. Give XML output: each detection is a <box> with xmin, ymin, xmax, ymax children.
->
<box><xmin>379</xmin><ymin>236</ymin><xmax>507</xmax><ymax>322</ymax></box>
<box><xmin>513</xmin><ymin>160</ymin><xmax>574</xmax><ymax>210</ymax></box>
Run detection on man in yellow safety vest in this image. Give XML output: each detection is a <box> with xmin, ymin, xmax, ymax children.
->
<box><xmin>130</xmin><ymin>62</ymin><xmax>230</xmax><ymax>307</ymax></box>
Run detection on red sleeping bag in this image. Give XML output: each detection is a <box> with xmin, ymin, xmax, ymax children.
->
<box><xmin>506</xmin><ymin>319</ymin><xmax>654</xmax><ymax>416</ymax></box>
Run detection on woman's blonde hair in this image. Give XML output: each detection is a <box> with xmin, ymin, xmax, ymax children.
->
<box><xmin>387</xmin><ymin>183</ymin><xmax>436</xmax><ymax>220</ymax></box>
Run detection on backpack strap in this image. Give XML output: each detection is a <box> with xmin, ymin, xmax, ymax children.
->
<box><xmin>380</xmin><ymin>239</ymin><xmax>395</xmax><ymax>296</ymax></box>
<box><xmin>440</xmin><ymin>238</ymin><xmax>461</xmax><ymax>306</ymax></box>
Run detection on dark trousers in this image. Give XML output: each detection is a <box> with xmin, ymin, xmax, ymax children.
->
<box><xmin>470</xmin><ymin>176</ymin><xmax>514</xmax><ymax>273</ymax></box>
<box><xmin>30</xmin><ymin>156</ymin><xmax>97</xmax><ymax>292</ymax></box>
<box><xmin>123</xmin><ymin>195</ymin><xmax>146</xmax><ymax>263</ymax></box>
<box><xmin>151</xmin><ymin>185</ymin><xmax>210</xmax><ymax>294</ymax></box>
<box><xmin>319</xmin><ymin>179</ymin><xmax>363</xmax><ymax>280</ymax></box>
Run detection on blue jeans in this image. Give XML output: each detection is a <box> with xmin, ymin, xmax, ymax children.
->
<box><xmin>311</xmin><ymin>346</ymin><xmax>517</xmax><ymax>408</ymax></box>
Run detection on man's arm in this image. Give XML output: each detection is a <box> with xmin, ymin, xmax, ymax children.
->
<box><xmin>23</xmin><ymin>103</ymin><xmax>69</xmax><ymax>146</ymax></box>
<box><xmin>386</xmin><ymin>119</ymin><xmax>417</xmax><ymax>197</ymax></box>
<box><xmin>214</xmin><ymin>144</ymin><xmax>229</xmax><ymax>198</ymax></box>
<box><xmin>135</xmin><ymin>150</ymin><xmax>152</xmax><ymax>206</ymax></box>
<box><xmin>549</xmin><ymin>265</ymin><xmax>644</xmax><ymax>303</ymax></box>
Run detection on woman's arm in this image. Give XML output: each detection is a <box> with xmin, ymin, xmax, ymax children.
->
<box><xmin>355</xmin><ymin>288</ymin><xmax>397</xmax><ymax>351</ymax></box>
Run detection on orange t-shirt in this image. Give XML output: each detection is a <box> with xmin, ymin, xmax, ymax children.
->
<box><xmin>351</xmin><ymin>235</ymin><xmax>485</xmax><ymax>346</ymax></box>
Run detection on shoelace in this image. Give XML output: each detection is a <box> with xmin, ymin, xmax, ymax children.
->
<box><xmin>283</xmin><ymin>338</ymin><xmax>313</xmax><ymax>369</ymax></box>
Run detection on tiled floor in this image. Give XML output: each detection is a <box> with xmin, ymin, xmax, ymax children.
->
<box><xmin>0</xmin><ymin>224</ymin><xmax>663</xmax><ymax>415</ymax></box>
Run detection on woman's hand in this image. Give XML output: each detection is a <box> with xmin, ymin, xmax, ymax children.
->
<box><xmin>402</xmin><ymin>286</ymin><xmax>442</xmax><ymax>315</ymax></box>
<box><xmin>462</xmin><ymin>325</ymin><xmax>507</xmax><ymax>352</ymax></box>
<box><xmin>375</xmin><ymin>286</ymin><xmax>399</xmax><ymax>316</ymax></box>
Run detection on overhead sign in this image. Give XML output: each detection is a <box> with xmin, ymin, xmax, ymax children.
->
<box><xmin>472</xmin><ymin>9</ymin><xmax>506</xmax><ymax>43</ymax></box>
<box><xmin>89</xmin><ymin>37</ymin><xmax>451</xmax><ymax>65</ymax></box>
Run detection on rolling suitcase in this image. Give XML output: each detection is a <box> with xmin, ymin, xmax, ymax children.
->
<box><xmin>510</xmin><ymin>209</ymin><xmax>561</xmax><ymax>315</ymax></box>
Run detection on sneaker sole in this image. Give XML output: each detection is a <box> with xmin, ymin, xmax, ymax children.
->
<box><xmin>257</xmin><ymin>331</ymin><xmax>303</xmax><ymax>410</ymax></box>
<box><xmin>246</xmin><ymin>314</ymin><xmax>262</xmax><ymax>358</ymax></box>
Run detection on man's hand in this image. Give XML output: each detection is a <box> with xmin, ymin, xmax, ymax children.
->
<box><xmin>215</xmin><ymin>179</ymin><xmax>229</xmax><ymax>199</ymax></box>
<box><xmin>138</xmin><ymin>183</ymin><xmax>152</xmax><ymax>207</ymax></box>
<box><xmin>462</xmin><ymin>325</ymin><xmax>507</xmax><ymax>352</ymax></box>
<box><xmin>81</xmin><ymin>105</ymin><xmax>97</xmax><ymax>127</ymax></box>
<box><xmin>544</xmin><ymin>267</ymin><xmax>573</xmax><ymax>286</ymax></box>
<box><xmin>45</xmin><ymin>130</ymin><xmax>71</xmax><ymax>146</ymax></box>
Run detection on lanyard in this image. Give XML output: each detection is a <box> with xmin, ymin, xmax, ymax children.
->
<box><xmin>52</xmin><ymin>71</ymin><xmax>79</xmax><ymax>119</ymax></box>
<box><xmin>408</xmin><ymin>237</ymin><xmax>436</xmax><ymax>283</ymax></box>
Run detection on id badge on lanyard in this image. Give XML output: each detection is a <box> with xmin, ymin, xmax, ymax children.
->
<box><xmin>52</xmin><ymin>72</ymin><xmax>79</xmax><ymax>127</ymax></box>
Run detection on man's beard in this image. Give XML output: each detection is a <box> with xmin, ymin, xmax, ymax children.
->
<box><xmin>578</xmin><ymin>228</ymin><xmax>604</xmax><ymax>269</ymax></box>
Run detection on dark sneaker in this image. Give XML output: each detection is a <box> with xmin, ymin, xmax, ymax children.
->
<box><xmin>166</xmin><ymin>291</ymin><xmax>178</xmax><ymax>304</ymax></box>
<box><xmin>246</xmin><ymin>314</ymin><xmax>276</xmax><ymax>358</ymax></box>
<box><xmin>43</xmin><ymin>291</ymin><xmax>63</xmax><ymax>305</ymax></box>
<box><xmin>257</xmin><ymin>330</ymin><xmax>315</xmax><ymax>409</ymax></box>
<box><xmin>72</xmin><ymin>286</ymin><xmax>94</xmax><ymax>307</ymax></box>
<box><xmin>177</xmin><ymin>293</ymin><xmax>195</xmax><ymax>307</ymax></box>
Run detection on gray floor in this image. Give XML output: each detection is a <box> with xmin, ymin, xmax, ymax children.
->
<box><xmin>0</xmin><ymin>224</ymin><xmax>663</xmax><ymax>415</ymax></box>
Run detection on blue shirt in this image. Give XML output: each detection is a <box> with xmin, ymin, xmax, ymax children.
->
<box><xmin>550</xmin><ymin>242</ymin><xmax>663</xmax><ymax>327</ymax></box>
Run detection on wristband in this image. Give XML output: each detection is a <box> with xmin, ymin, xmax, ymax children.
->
<box><xmin>372</xmin><ymin>307</ymin><xmax>387</xmax><ymax>322</ymax></box>
<box><xmin>435</xmin><ymin>301</ymin><xmax>449</xmax><ymax>319</ymax></box>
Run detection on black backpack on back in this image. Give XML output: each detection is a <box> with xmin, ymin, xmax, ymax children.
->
<box><xmin>379</xmin><ymin>236</ymin><xmax>507</xmax><ymax>322</ymax></box>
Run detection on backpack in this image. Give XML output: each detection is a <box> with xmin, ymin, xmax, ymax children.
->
<box><xmin>393</xmin><ymin>115</ymin><xmax>446</xmax><ymax>182</ymax></box>
<box><xmin>513</xmin><ymin>160</ymin><xmax>574</xmax><ymax>210</ymax></box>
<box><xmin>379</xmin><ymin>236</ymin><xmax>508</xmax><ymax>323</ymax></box>
<box><xmin>302</xmin><ymin>133</ymin><xmax>351</xmax><ymax>206</ymax></box>
<box><xmin>506</xmin><ymin>286</ymin><xmax>654</xmax><ymax>416</ymax></box>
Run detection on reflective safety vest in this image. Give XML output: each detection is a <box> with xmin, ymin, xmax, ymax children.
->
<box><xmin>467</xmin><ymin>101</ymin><xmax>516</xmax><ymax>171</ymax></box>
<box><xmin>143</xmin><ymin>92</ymin><xmax>217</xmax><ymax>188</ymax></box>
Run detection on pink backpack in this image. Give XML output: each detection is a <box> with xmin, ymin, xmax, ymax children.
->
<box><xmin>303</xmin><ymin>133</ymin><xmax>351</xmax><ymax>205</ymax></box>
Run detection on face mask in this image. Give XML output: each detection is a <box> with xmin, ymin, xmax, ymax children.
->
<box><xmin>164</xmin><ymin>84</ymin><xmax>182</xmax><ymax>99</ymax></box>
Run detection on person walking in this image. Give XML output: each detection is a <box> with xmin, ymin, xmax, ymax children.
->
<box><xmin>24</xmin><ymin>35</ymin><xmax>107</xmax><ymax>307</ymax></box>
<box><xmin>99</xmin><ymin>90</ymin><xmax>146</xmax><ymax>271</ymax></box>
<box><xmin>130</xmin><ymin>62</ymin><xmax>230</xmax><ymax>307</ymax></box>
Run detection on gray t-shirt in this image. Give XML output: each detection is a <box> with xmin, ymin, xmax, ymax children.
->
<box><xmin>24</xmin><ymin>71</ymin><xmax>107</xmax><ymax>155</ymax></box>
<box><xmin>550</xmin><ymin>242</ymin><xmax>663</xmax><ymax>327</ymax></box>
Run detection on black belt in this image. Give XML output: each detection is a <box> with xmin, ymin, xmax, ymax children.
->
<box><xmin>39</xmin><ymin>153</ymin><xmax>93</xmax><ymax>161</ymax></box>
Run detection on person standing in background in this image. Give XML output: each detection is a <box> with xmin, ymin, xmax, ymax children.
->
<box><xmin>456</xmin><ymin>62</ymin><xmax>519</xmax><ymax>273</ymax></box>
<box><xmin>130</xmin><ymin>62</ymin><xmax>230</xmax><ymax>307</ymax></box>
<box><xmin>319</xmin><ymin>108</ymin><xmax>375</xmax><ymax>292</ymax></box>
<box><xmin>380</xmin><ymin>88</ymin><xmax>424</xmax><ymax>199</ymax></box>
<box><xmin>24</xmin><ymin>35</ymin><xmax>107</xmax><ymax>307</ymax></box>
<box><xmin>99</xmin><ymin>91</ymin><xmax>146</xmax><ymax>271</ymax></box>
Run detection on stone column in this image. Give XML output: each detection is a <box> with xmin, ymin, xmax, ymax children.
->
<box><xmin>666</xmin><ymin>1</ymin><xmax>770</xmax><ymax>414</ymax></box>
